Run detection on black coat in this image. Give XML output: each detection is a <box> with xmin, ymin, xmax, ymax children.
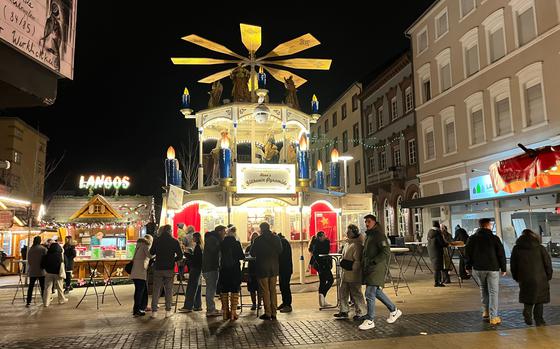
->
<box><xmin>465</xmin><ymin>228</ymin><xmax>507</xmax><ymax>272</ymax></box>
<box><xmin>454</xmin><ymin>228</ymin><xmax>469</xmax><ymax>244</ymax></box>
<box><xmin>63</xmin><ymin>244</ymin><xmax>77</xmax><ymax>270</ymax></box>
<box><xmin>218</xmin><ymin>236</ymin><xmax>245</xmax><ymax>292</ymax></box>
<box><xmin>510</xmin><ymin>234</ymin><xmax>553</xmax><ymax>304</ymax></box>
<box><xmin>427</xmin><ymin>228</ymin><xmax>447</xmax><ymax>271</ymax></box>
<box><xmin>250</xmin><ymin>230</ymin><xmax>283</xmax><ymax>278</ymax></box>
<box><xmin>42</xmin><ymin>243</ymin><xmax>62</xmax><ymax>275</ymax></box>
<box><xmin>278</xmin><ymin>236</ymin><xmax>293</xmax><ymax>275</ymax></box>
<box><xmin>312</xmin><ymin>238</ymin><xmax>332</xmax><ymax>271</ymax></box>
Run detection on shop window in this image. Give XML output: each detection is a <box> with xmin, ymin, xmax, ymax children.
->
<box><xmin>412</xmin><ymin>192</ymin><xmax>422</xmax><ymax>240</ymax></box>
<box><xmin>397</xmin><ymin>196</ymin><xmax>406</xmax><ymax>237</ymax></box>
<box><xmin>384</xmin><ymin>199</ymin><xmax>393</xmax><ymax>235</ymax></box>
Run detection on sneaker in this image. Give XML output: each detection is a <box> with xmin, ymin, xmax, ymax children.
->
<box><xmin>333</xmin><ymin>312</ymin><xmax>349</xmax><ymax>319</ymax></box>
<box><xmin>150</xmin><ymin>311</ymin><xmax>158</xmax><ymax>318</ymax></box>
<box><xmin>489</xmin><ymin>317</ymin><xmax>502</xmax><ymax>325</ymax></box>
<box><xmin>280</xmin><ymin>305</ymin><xmax>292</xmax><ymax>313</ymax></box>
<box><xmin>359</xmin><ymin>319</ymin><xmax>375</xmax><ymax>330</ymax></box>
<box><xmin>387</xmin><ymin>309</ymin><xmax>402</xmax><ymax>324</ymax></box>
<box><xmin>259</xmin><ymin>314</ymin><xmax>271</xmax><ymax>320</ymax></box>
<box><xmin>434</xmin><ymin>283</ymin><xmax>446</xmax><ymax>287</ymax></box>
<box><xmin>206</xmin><ymin>309</ymin><xmax>221</xmax><ymax>317</ymax></box>
<box><xmin>178</xmin><ymin>307</ymin><xmax>192</xmax><ymax>313</ymax></box>
<box><xmin>165</xmin><ymin>310</ymin><xmax>173</xmax><ymax>318</ymax></box>
<box><xmin>58</xmin><ymin>298</ymin><xmax>68</xmax><ymax>305</ymax></box>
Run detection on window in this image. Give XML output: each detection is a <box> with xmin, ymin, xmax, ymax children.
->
<box><xmin>333</xmin><ymin>137</ymin><xmax>338</xmax><ymax>151</ymax></box>
<box><xmin>483</xmin><ymin>9</ymin><xmax>506</xmax><ymax>64</ymax></box>
<box><xmin>461</xmin><ymin>28</ymin><xmax>479</xmax><ymax>78</ymax></box>
<box><xmin>441</xmin><ymin>107</ymin><xmax>456</xmax><ymax>155</ymax></box>
<box><xmin>460</xmin><ymin>0</ymin><xmax>475</xmax><ymax>19</ymax></box>
<box><xmin>324</xmin><ymin>119</ymin><xmax>329</xmax><ymax>133</ymax></box>
<box><xmin>352</xmin><ymin>94</ymin><xmax>359</xmax><ymax>112</ymax></box>
<box><xmin>377</xmin><ymin>106</ymin><xmax>384</xmax><ymax>129</ymax></box>
<box><xmin>354</xmin><ymin>161</ymin><xmax>361</xmax><ymax>185</ymax></box>
<box><xmin>341</xmin><ymin>104</ymin><xmax>347</xmax><ymax>120</ymax></box>
<box><xmin>384</xmin><ymin>199</ymin><xmax>393</xmax><ymax>235</ymax></box>
<box><xmin>368</xmin><ymin>155</ymin><xmax>375</xmax><ymax>174</ymax></box>
<box><xmin>488</xmin><ymin>78</ymin><xmax>513</xmax><ymax>138</ymax></box>
<box><xmin>465</xmin><ymin>92</ymin><xmax>485</xmax><ymax>146</ymax></box>
<box><xmin>373</xmin><ymin>200</ymin><xmax>378</xmax><ymax>220</ymax></box>
<box><xmin>417</xmin><ymin>63</ymin><xmax>431</xmax><ymax>104</ymax></box>
<box><xmin>342</xmin><ymin>131</ymin><xmax>349</xmax><ymax>152</ymax></box>
<box><xmin>13</xmin><ymin>151</ymin><xmax>21</xmax><ymax>164</ymax></box>
<box><xmin>408</xmin><ymin>139</ymin><xmax>417</xmax><ymax>165</ymax></box>
<box><xmin>435</xmin><ymin>8</ymin><xmax>449</xmax><ymax>39</ymax></box>
<box><xmin>422</xmin><ymin>117</ymin><xmax>435</xmax><ymax>161</ymax></box>
<box><xmin>423</xmin><ymin>80</ymin><xmax>432</xmax><ymax>101</ymax></box>
<box><xmin>352</xmin><ymin>123</ymin><xmax>360</xmax><ymax>147</ymax></box>
<box><xmin>393</xmin><ymin>147</ymin><xmax>401</xmax><ymax>167</ymax></box>
<box><xmin>405</xmin><ymin>87</ymin><xmax>413</xmax><ymax>112</ymax></box>
<box><xmin>516</xmin><ymin>62</ymin><xmax>547</xmax><ymax>129</ymax></box>
<box><xmin>417</xmin><ymin>26</ymin><xmax>428</xmax><ymax>54</ymax></box>
<box><xmin>397</xmin><ymin>196</ymin><xmax>406</xmax><ymax>237</ymax></box>
<box><xmin>379</xmin><ymin>150</ymin><xmax>387</xmax><ymax>171</ymax></box>
<box><xmin>436</xmin><ymin>48</ymin><xmax>452</xmax><ymax>92</ymax></box>
<box><xmin>332</xmin><ymin>112</ymin><xmax>337</xmax><ymax>127</ymax></box>
<box><xmin>391</xmin><ymin>97</ymin><xmax>398</xmax><ymax>120</ymax></box>
<box><xmin>511</xmin><ymin>0</ymin><xmax>537</xmax><ymax>47</ymax></box>
<box><xmin>412</xmin><ymin>192</ymin><xmax>423</xmax><ymax>237</ymax></box>
<box><xmin>367</xmin><ymin>111</ymin><xmax>375</xmax><ymax>135</ymax></box>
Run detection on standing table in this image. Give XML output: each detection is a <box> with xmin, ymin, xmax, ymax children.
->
<box><xmin>386</xmin><ymin>247</ymin><xmax>412</xmax><ymax>296</ymax></box>
<box><xmin>318</xmin><ymin>253</ymin><xmax>342</xmax><ymax>310</ymax></box>
<box><xmin>76</xmin><ymin>259</ymin><xmax>125</xmax><ymax>309</ymax></box>
<box><xmin>403</xmin><ymin>242</ymin><xmax>432</xmax><ymax>278</ymax></box>
<box><xmin>10</xmin><ymin>259</ymin><xmax>27</xmax><ymax>304</ymax></box>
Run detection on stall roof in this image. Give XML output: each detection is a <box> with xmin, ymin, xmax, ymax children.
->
<box><xmin>401</xmin><ymin>190</ymin><xmax>470</xmax><ymax>209</ymax></box>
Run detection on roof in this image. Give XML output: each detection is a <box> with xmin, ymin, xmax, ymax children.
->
<box><xmin>45</xmin><ymin>195</ymin><xmax>154</xmax><ymax>223</ymax></box>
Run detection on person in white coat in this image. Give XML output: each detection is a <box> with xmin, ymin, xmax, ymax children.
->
<box><xmin>129</xmin><ymin>235</ymin><xmax>153</xmax><ymax>316</ymax></box>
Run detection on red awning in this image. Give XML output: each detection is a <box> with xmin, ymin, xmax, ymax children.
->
<box><xmin>489</xmin><ymin>145</ymin><xmax>560</xmax><ymax>193</ymax></box>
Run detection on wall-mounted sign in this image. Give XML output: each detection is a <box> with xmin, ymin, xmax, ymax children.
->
<box><xmin>469</xmin><ymin>175</ymin><xmax>520</xmax><ymax>200</ymax></box>
<box><xmin>0</xmin><ymin>0</ymin><xmax>78</xmax><ymax>79</ymax></box>
<box><xmin>79</xmin><ymin>175</ymin><xmax>131</xmax><ymax>191</ymax></box>
<box><xmin>342</xmin><ymin>195</ymin><xmax>372</xmax><ymax>212</ymax></box>
<box><xmin>236</xmin><ymin>164</ymin><xmax>296</xmax><ymax>194</ymax></box>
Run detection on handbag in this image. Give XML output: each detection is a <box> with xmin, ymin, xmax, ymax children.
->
<box><xmin>340</xmin><ymin>259</ymin><xmax>353</xmax><ymax>271</ymax></box>
<box><xmin>125</xmin><ymin>246</ymin><xmax>138</xmax><ymax>275</ymax></box>
<box><xmin>59</xmin><ymin>261</ymin><xmax>66</xmax><ymax>279</ymax></box>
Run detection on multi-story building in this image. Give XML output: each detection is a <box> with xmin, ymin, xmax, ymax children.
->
<box><xmin>360</xmin><ymin>52</ymin><xmax>421</xmax><ymax>240</ymax></box>
<box><xmin>310</xmin><ymin>83</ymin><xmax>365</xmax><ymax>193</ymax></box>
<box><xmin>0</xmin><ymin>117</ymin><xmax>49</xmax><ymax>206</ymax></box>
<box><xmin>405</xmin><ymin>0</ymin><xmax>560</xmax><ymax>252</ymax></box>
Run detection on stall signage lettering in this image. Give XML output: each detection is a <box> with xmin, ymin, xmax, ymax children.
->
<box><xmin>236</xmin><ymin>164</ymin><xmax>295</xmax><ymax>194</ymax></box>
<box><xmin>79</xmin><ymin>175</ymin><xmax>131</xmax><ymax>190</ymax></box>
<box><xmin>469</xmin><ymin>175</ymin><xmax>519</xmax><ymax>200</ymax></box>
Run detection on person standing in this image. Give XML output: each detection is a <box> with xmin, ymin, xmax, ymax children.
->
<box><xmin>149</xmin><ymin>225</ymin><xmax>183</xmax><ymax>318</ymax></box>
<box><xmin>63</xmin><ymin>236</ymin><xmax>76</xmax><ymax>294</ymax></box>
<box><xmin>359</xmin><ymin>214</ymin><xmax>402</xmax><ymax>331</ymax></box>
<box><xmin>130</xmin><ymin>234</ymin><xmax>153</xmax><ymax>316</ymax></box>
<box><xmin>26</xmin><ymin>236</ymin><xmax>47</xmax><ymax>307</ymax></box>
<box><xmin>20</xmin><ymin>244</ymin><xmax>27</xmax><ymax>273</ymax></box>
<box><xmin>313</xmin><ymin>231</ymin><xmax>334</xmax><ymax>308</ymax></box>
<box><xmin>41</xmin><ymin>241</ymin><xmax>67</xmax><ymax>307</ymax></box>
<box><xmin>334</xmin><ymin>224</ymin><xmax>366</xmax><ymax>320</ymax></box>
<box><xmin>465</xmin><ymin>218</ymin><xmax>507</xmax><ymax>325</ymax></box>
<box><xmin>427</xmin><ymin>221</ymin><xmax>448</xmax><ymax>287</ymax></box>
<box><xmin>510</xmin><ymin>229</ymin><xmax>553</xmax><ymax>326</ymax></box>
<box><xmin>245</xmin><ymin>232</ymin><xmax>261</xmax><ymax>310</ymax></box>
<box><xmin>180</xmin><ymin>232</ymin><xmax>203</xmax><ymax>313</ymax></box>
<box><xmin>277</xmin><ymin>233</ymin><xmax>293</xmax><ymax>313</ymax></box>
<box><xmin>218</xmin><ymin>229</ymin><xmax>245</xmax><ymax>320</ymax></box>
<box><xmin>250</xmin><ymin>222</ymin><xmax>282</xmax><ymax>320</ymax></box>
<box><xmin>454</xmin><ymin>225</ymin><xmax>470</xmax><ymax>280</ymax></box>
<box><xmin>202</xmin><ymin>226</ymin><xmax>226</xmax><ymax>317</ymax></box>
<box><xmin>441</xmin><ymin>225</ymin><xmax>453</xmax><ymax>284</ymax></box>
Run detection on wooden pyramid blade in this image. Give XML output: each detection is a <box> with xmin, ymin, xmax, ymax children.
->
<box><xmin>171</xmin><ymin>58</ymin><xmax>239</xmax><ymax>65</ymax></box>
<box><xmin>263</xmin><ymin>66</ymin><xmax>307</xmax><ymax>87</ymax></box>
<box><xmin>198</xmin><ymin>68</ymin><xmax>236</xmax><ymax>84</ymax></box>
<box><xmin>240</xmin><ymin>23</ymin><xmax>261</xmax><ymax>53</ymax></box>
<box><xmin>182</xmin><ymin>34</ymin><xmax>245</xmax><ymax>60</ymax></box>
<box><xmin>261</xmin><ymin>33</ymin><xmax>320</xmax><ymax>59</ymax></box>
<box><xmin>267</xmin><ymin>58</ymin><xmax>332</xmax><ymax>70</ymax></box>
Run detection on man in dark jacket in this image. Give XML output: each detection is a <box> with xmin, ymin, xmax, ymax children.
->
<box><xmin>42</xmin><ymin>242</ymin><xmax>67</xmax><ymax>306</ymax></box>
<box><xmin>63</xmin><ymin>236</ymin><xmax>77</xmax><ymax>293</ymax></box>
<box><xmin>465</xmin><ymin>218</ymin><xmax>507</xmax><ymax>326</ymax></box>
<box><xmin>427</xmin><ymin>221</ymin><xmax>448</xmax><ymax>287</ymax></box>
<box><xmin>313</xmin><ymin>231</ymin><xmax>334</xmax><ymax>308</ymax></box>
<box><xmin>250</xmin><ymin>222</ymin><xmax>282</xmax><ymax>320</ymax></box>
<box><xmin>277</xmin><ymin>233</ymin><xmax>293</xmax><ymax>313</ymax></box>
<box><xmin>202</xmin><ymin>226</ymin><xmax>226</xmax><ymax>317</ymax></box>
<box><xmin>26</xmin><ymin>236</ymin><xmax>46</xmax><ymax>306</ymax></box>
<box><xmin>359</xmin><ymin>215</ymin><xmax>402</xmax><ymax>330</ymax></box>
<box><xmin>149</xmin><ymin>224</ymin><xmax>183</xmax><ymax>318</ymax></box>
<box><xmin>454</xmin><ymin>225</ymin><xmax>470</xmax><ymax>280</ymax></box>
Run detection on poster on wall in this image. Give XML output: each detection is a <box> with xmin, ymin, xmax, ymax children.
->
<box><xmin>314</xmin><ymin>211</ymin><xmax>338</xmax><ymax>253</ymax></box>
<box><xmin>0</xmin><ymin>0</ymin><xmax>78</xmax><ymax>79</ymax></box>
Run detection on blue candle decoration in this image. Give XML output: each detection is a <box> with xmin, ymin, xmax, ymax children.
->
<box><xmin>258</xmin><ymin>66</ymin><xmax>266</xmax><ymax>89</ymax></box>
<box><xmin>315</xmin><ymin>160</ymin><xmax>325</xmax><ymax>189</ymax></box>
<box><xmin>181</xmin><ymin>87</ymin><xmax>190</xmax><ymax>109</ymax></box>
<box><xmin>219</xmin><ymin>136</ymin><xmax>232</xmax><ymax>178</ymax></box>
<box><xmin>311</xmin><ymin>94</ymin><xmax>319</xmax><ymax>114</ymax></box>
<box><xmin>166</xmin><ymin>146</ymin><xmax>178</xmax><ymax>186</ymax></box>
<box><xmin>330</xmin><ymin>148</ymin><xmax>340</xmax><ymax>188</ymax></box>
<box><xmin>297</xmin><ymin>135</ymin><xmax>309</xmax><ymax>179</ymax></box>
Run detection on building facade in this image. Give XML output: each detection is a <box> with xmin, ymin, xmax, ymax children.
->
<box><xmin>310</xmin><ymin>83</ymin><xmax>365</xmax><ymax>193</ymax></box>
<box><xmin>0</xmin><ymin>117</ymin><xmax>48</xmax><ymax>206</ymax></box>
<box><xmin>406</xmin><ymin>0</ymin><xmax>560</xmax><ymax>254</ymax></box>
<box><xmin>360</xmin><ymin>53</ymin><xmax>421</xmax><ymax>239</ymax></box>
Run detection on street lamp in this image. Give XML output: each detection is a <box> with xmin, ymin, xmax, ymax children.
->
<box><xmin>338</xmin><ymin>155</ymin><xmax>354</xmax><ymax>193</ymax></box>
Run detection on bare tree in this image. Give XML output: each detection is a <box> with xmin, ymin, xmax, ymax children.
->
<box><xmin>177</xmin><ymin>142</ymin><xmax>199</xmax><ymax>191</ymax></box>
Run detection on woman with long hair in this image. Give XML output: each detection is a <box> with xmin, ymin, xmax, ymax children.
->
<box><xmin>180</xmin><ymin>232</ymin><xmax>204</xmax><ymax>312</ymax></box>
<box><xmin>129</xmin><ymin>234</ymin><xmax>153</xmax><ymax>316</ymax></box>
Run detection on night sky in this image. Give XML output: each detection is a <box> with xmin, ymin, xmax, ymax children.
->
<box><xmin>7</xmin><ymin>1</ymin><xmax>435</xmax><ymax>202</ymax></box>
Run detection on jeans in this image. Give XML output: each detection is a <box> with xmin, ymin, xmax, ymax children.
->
<box><xmin>44</xmin><ymin>273</ymin><xmax>65</xmax><ymax>306</ymax></box>
<box><xmin>472</xmin><ymin>270</ymin><xmax>500</xmax><ymax>318</ymax></box>
<box><xmin>318</xmin><ymin>269</ymin><xmax>334</xmax><ymax>296</ymax></box>
<box><xmin>203</xmin><ymin>270</ymin><xmax>219</xmax><ymax>312</ymax></box>
<box><xmin>364</xmin><ymin>285</ymin><xmax>396</xmax><ymax>320</ymax></box>
<box><xmin>132</xmin><ymin>279</ymin><xmax>148</xmax><ymax>313</ymax></box>
<box><xmin>340</xmin><ymin>282</ymin><xmax>365</xmax><ymax>315</ymax></box>
<box><xmin>183</xmin><ymin>267</ymin><xmax>202</xmax><ymax>310</ymax></box>
<box><xmin>279</xmin><ymin>273</ymin><xmax>292</xmax><ymax>307</ymax></box>
<box><xmin>26</xmin><ymin>276</ymin><xmax>45</xmax><ymax>305</ymax></box>
<box><xmin>258</xmin><ymin>276</ymin><xmax>278</xmax><ymax>317</ymax></box>
<box><xmin>151</xmin><ymin>269</ymin><xmax>174</xmax><ymax>312</ymax></box>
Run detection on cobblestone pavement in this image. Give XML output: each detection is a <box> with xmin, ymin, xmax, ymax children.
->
<box><xmin>1</xmin><ymin>306</ymin><xmax>559</xmax><ymax>349</ymax></box>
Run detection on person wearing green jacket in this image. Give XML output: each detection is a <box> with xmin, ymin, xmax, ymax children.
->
<box><xmin>359</xmin><ymin>214</ymin><xmax>402</xmax><ymax>331</ymax></box>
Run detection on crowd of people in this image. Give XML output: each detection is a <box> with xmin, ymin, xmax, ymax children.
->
<box><xmin>20</xmin><ymin>213</ymin><xmax>554</xmax><ymax>330</ymax></box>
